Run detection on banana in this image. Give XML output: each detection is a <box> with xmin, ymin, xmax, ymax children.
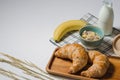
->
<box><xmin>53</xmin><ymin>20</ymin><xmax>87</xmax><ymax>42</ymax></box>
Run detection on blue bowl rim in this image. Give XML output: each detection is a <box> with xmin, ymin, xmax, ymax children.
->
<box><xmin>79</xmin><ymin>25</ymin><xmax>104</xmax><ymax>42</ymax></box>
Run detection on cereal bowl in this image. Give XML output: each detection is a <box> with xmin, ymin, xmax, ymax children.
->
<box><xmin>79</xmin><ymin>25</ymin><xmax>104</xmax><ymax>48</ymax></box>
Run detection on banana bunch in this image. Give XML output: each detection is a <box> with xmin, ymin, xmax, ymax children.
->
<box><xmin>53</xmin><ymin>20</ymin><xmax>87</xmax><ymax>42</ymax></box>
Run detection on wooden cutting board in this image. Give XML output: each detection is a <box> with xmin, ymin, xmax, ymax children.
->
<box><xmin>46</xmin><ymin>48</ymin><xmax>120</xmax><ymax>80</ymax></box>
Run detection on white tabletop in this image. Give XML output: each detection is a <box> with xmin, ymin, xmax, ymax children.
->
<box><xmin>0</xmin><ymin>0</ymin><xmax>120</xmax><ymax>80</ymax></box>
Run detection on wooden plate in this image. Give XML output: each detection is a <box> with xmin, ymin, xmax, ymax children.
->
<box><xmin>46</xmin><ymin>48</ymin><xmax>120</xmax><ymax>80</ymax></box>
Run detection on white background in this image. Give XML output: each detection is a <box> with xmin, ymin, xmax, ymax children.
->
<box><xmin>0</xmin><ymin>0</ymin><xmax>120</xmax><ymax>79</ymax></box>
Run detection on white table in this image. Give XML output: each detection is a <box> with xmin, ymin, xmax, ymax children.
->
<box><xmin>0</xmin><ymin>0</ymin><xmax>120</xmax><ymax>80</ymax></box>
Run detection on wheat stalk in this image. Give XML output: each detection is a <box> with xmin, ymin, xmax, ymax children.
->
<box><xmin>0</xmin><ymin>68</ymin><xmax>19</xmax><ymax>80</ymax></box>
<box><xmin>0</xmin><ymin>58</ymin><xmax>53</xmax><ymax>80</ymax></box>
<box><xmin>0</xmin><ymin>52</ymin><xmax>54</xmax><ymax>80</ymax></box>
<box><xmin>0</xmin><ymin>68</ymin><xmax>30</xmax><ymax>80</ymax></box>
<box><xmin>0</xmin><ymin>52</ymin><xmax>48</xmax><ymax>74</ymax></box>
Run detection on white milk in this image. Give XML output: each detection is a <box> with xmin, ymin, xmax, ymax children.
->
<box><xmin>98</xmin><ymin>0</ymin><xmax>114</xmax><ymax>35</ymax></box>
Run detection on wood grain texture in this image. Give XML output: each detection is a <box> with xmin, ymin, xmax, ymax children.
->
<box><xmin>46</xmin><ymin>48</ymin><xmax>120</xmax><ymax>80</ymax></box>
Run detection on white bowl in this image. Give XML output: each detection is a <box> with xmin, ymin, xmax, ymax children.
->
<box><xmin>113</xmin><ymin>34</ymin><xmax>120</xmax><ymax>56</ymax></box>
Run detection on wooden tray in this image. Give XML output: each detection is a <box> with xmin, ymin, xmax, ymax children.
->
<box><xmin>46</xmin><ymin>48</ymin><xmax>120</xmax><ymax>80</ymax></box>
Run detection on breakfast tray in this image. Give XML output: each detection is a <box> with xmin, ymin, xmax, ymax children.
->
<box><xmin>46</xmin><ymin>48</ymin><xmax>120</xmax><ymax>80</ymax></box>
<box><xmin>49</xmin><ymin>13</ymin><xmax>120</xmax><ymax>56</ymax></box>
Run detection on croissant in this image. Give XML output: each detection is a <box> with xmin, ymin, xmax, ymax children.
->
<box><xmin>54</xmin><ymin>43</ymin><xmax>88</xmax><ymax>73</ymax></box>
<box><xmin>81</xmin><ymin>50</ymin><xmax>110</xmax><ymax>78</ymax></box>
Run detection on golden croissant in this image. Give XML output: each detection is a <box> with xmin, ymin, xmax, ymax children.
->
<box><xmin>54</xmin><ymin>43</ymin><xmax>88</xmax><ymax>73</ymax></box>
<box><xmin>81</xmin><ymin>50</ymin><xmax>110</xmax><ymax>78</ymax></box>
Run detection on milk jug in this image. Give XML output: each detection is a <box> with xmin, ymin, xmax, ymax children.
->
<box><xmin>98</xmin><ymin>0</ymin><xmax>114</xmax><ymax>35</ymax></box>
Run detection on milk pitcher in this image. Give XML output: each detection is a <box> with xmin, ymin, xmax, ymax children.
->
<box><xmin>98</xmin><ymin>0</ymin><xmax>114</xmax><ymax>35</ymax></box>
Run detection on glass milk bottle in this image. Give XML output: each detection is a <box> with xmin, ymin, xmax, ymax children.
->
<box><xmin>97</xmin><ymin>0</ymin><xmax>114</xmax><ymax>35</ymax></box>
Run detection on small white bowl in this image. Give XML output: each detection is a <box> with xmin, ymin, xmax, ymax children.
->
<box><xmin>113</xmin><ymin>34</ymin><xmax>120</xmax><ymax>56</ymax></box>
